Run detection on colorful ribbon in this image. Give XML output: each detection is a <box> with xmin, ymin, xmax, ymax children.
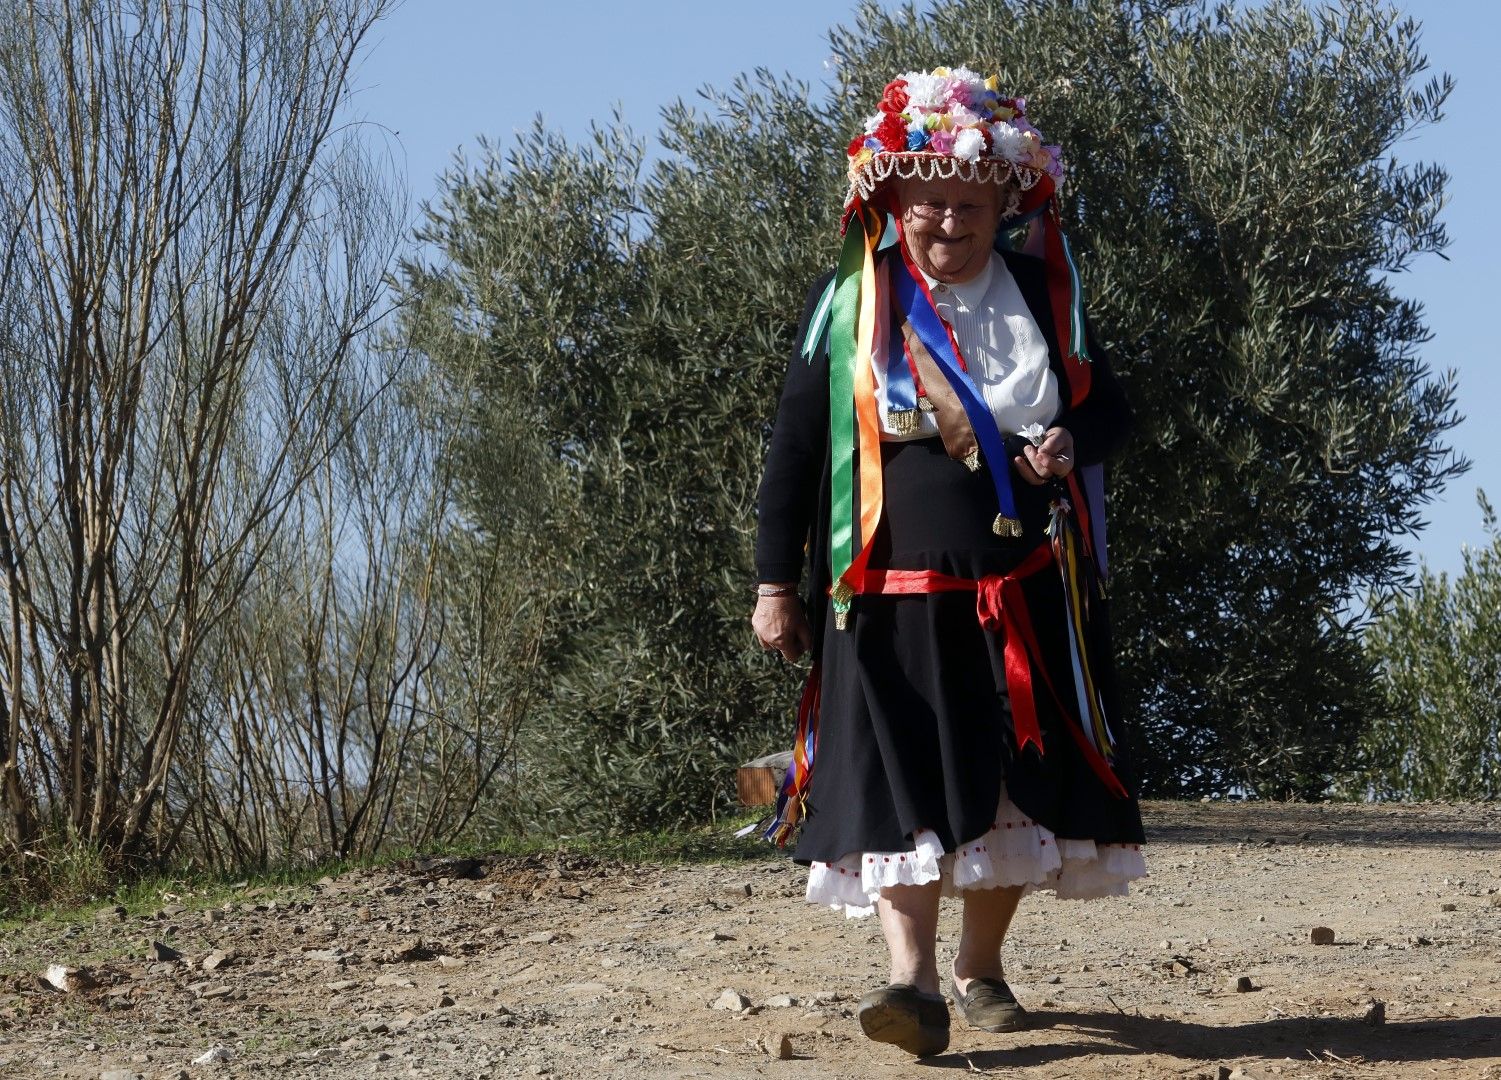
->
<box><xmin>763</xmin><ymin>662</ymin><xmax>822</xmax><ymax>847</ymax></box>
<box><xmin>857</xmin><ymin>558</ymin><xmax>1128</xmax><ymax>798</ymax></box>
<box><xmin>889</xmin><ymin>223</ymin><xmax>1022</xmax><ymax>535</ymax></box>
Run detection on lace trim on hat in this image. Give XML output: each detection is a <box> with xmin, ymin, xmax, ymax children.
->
<box><xmin>847</xmin><ymin>155</ymin><xmax>1038</xmax><ymax>213</ymax></box>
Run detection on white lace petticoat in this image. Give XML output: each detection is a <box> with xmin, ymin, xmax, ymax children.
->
<box><xmin>804</xmin><ymin>786</ymin><xmax>1148</xmax><ymax>918</ymax></box>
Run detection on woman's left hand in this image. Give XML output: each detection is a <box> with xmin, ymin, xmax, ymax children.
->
<box><xmin>1013</xmin><ymin>426</ymin><xmax>1075</xmax><ymax>485</ymax></box>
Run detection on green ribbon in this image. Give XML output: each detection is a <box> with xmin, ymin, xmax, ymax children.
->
<box><xmin>826</xmin><ymin>221</ymin><xmax>866</xmax><ymax>598</ymax></box>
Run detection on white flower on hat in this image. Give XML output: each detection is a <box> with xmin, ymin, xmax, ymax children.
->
<box><xmin>863</xmin><ymin>112</ymin><xmax>884</xmax><ymax>135</ymax></box>
<box><xmin>989</xmin><ymin>120</ymin><xmax>1028</xmax><ymax>162</ymax></box>
<box><xmin>952</xmin><ymin>127</ymin><xmax>986</xmax><ymax>161</ymax></box>
<box><xmin>901</xmin><ymin>72</ymin><xmax>948</xmax><ymax>109</ymax></box>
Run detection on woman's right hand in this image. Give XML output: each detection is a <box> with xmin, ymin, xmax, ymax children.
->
<box><xmin>752</xmin><ymin>593</ymin><xmax>813</xmax><ymax>662</ymax></box>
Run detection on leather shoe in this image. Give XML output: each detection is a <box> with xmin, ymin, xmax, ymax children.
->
<box><xmin>950</xmin><ymin>975</ymin><xmax>1029</xmax><ymax>1032</ymax></box>
<box><xmin>857</xmin><ymin>983</ymin><xmax>950</xmax><ymax>1056</ymax></box>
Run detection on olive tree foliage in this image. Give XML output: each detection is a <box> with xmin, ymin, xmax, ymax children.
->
<box><xmin>406</xmin><ymin>0</ymin><xmax>1460</xmax><ymax>829</ymax></box>
<box><xmin>400</xmin><ymin>94</ymin><xmax>840</xmax><ymax>834</ymax></box>
<box><xmin>1358</xmin><ymin>492</ymin><xmax>1501</xmax><ymax>800</ymax></box>
<box><xmin>0</xmin><ymin>1</ymin><xmax>525</xmax><ymax>899</ymax></box>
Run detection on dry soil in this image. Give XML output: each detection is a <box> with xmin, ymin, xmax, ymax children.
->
<box><xmin>2</xmin><ymin>800</ymin><xmax>1499</xmax><ymax>1080</ymax></box>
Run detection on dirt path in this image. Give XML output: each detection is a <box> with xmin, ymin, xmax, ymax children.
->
<box><xmin>3</xmin><ymin>801</ymin><xmax>1500</xmax><ymax>1080</ymax></box>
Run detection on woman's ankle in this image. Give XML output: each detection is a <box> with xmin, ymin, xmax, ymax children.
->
<box><xmin>889</xmin><ymin>964</ymin><xmax>941</xmax><ymax>996</ymax></box>
<box><xmin>951</xmin><ymin>956</ymin><xmax>1005</xmax><ymax>990</ymax></box>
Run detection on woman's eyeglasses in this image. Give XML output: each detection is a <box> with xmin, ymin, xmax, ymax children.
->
<box><xmin>905</xmin><ymin>201</ymin><xmax>991</xmax><ymax>223</ymax></box>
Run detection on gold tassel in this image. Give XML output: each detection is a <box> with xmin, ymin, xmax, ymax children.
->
<box><xmin>918</xmin><ymin>397</ymin><xmax>936</xmax><ymax>413</ymax></box>
<box><xmin>993</xmin><ymin>514</ymin><xmax>1023</xmax><ymax>538</ymax></box>
<box><xmin>886</xmin><ymin>408</ymin><xmax>921</xmax><ymax>435</ymax></box>
<box><xmin>831</xmin><ymin>580</ymin><xmax>854</xmax><ymax>606</ymax></box>
<box><xmin>963</xmin><ymin>447</ymin><xmax>981</xmax><ymax>472</ymax></box>
<box><xmin>834</xmin><ymin>608</ymin><xmax>849</xmax><ymax>631</ymax></box>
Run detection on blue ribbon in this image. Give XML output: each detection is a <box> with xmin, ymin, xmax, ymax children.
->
<box><xmin>889</xmin><ymin>254</ymin><xmax>1021</xmax><ymax>526</ymax></box>
<box><xmin>883</xmin><ymin>293</ymin><xmax>918</xmax><ymax>419</ymax></box>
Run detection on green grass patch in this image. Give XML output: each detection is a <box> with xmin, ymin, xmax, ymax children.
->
<box><xmin>0</xmin><ymin>808</ymin><xmax>781</xmax><ymax>934</ymax></box>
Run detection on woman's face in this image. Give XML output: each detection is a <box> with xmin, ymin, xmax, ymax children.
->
<box><xmin>895</xmin><ymin>176</ymin><xmax>1001</xmax><ymax>285</ymax></box>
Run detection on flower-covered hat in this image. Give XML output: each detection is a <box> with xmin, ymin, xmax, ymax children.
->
<box><xmin>845</xmin><ymin>66</ymin><xmax>1065</xmax><ymax>217</ymax></box>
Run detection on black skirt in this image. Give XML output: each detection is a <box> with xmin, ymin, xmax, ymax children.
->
<box><xmin>792</xmin><ymin>436</ymin><xmax>1146</xmax><ymax>866</ymax></box>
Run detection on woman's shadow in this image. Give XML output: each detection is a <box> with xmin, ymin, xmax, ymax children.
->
<box><xmin>924</xmin><ymin>1009</ymin><xmax>1501</xmax><ymax>1070</ymax></box>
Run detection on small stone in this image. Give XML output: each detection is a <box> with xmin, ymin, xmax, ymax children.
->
<box><xmin>359</xmin><ymin>1019</ymin><xmax>390</xmax><ymax>1033</ymax></box>
<box><xmin>710</xmin><ymin>931</ymin><xmax>736</xmax><ymax>942</ymax></box>
<box><xmin>1044</xmin><ymin>975</ymin><xmax>1061</xmax><ymax>985</ymax></box>
<box><xmin>1440</xmin><ymin>903</ymin><xmax>1457</xmax><ymax>912</ymax></box>
<box><xmin>148</xmin><ymin>940</ymin><xmax>182</xmax><ymax>962</ymax></box>
<box><xmin>374</xmin><ymin>973</ymin><xmax>415</xmax><ymax>989</ymax></box>
<box><xmin>325</xmin><ymin>980</ymin><xmax>358</xmax><ymax>992</ymax></box>
<box><xmin>436</xmin><ymin>954</ymin><xmax>464</xmax><ymax>969</ymax></box>
<box><xmin>201</xmin><ymin>950</ymin><xmax>232</xmax><ymax>972</ymax></box>
<box><xmin>438</xmin><ymin>993</ymin><xmax>455</xmax><ymax>1008</ymax></box>
<box><xmin>763</xmin><ymin>994</ymin><xmax>799</xmax><ymax>1008</ymax></box>
<box><xmin>1488</xmin><ymin>894</ymin><xmax>1501</xmax><ymax>908</ymax></box>
<box><xmin>42</xmin><ymin>964</ymin><xmax>97</xmax><ymax>993</ymax></box>
<box><xmin>1229</xmin><ymin>975</ymin><xmax>1254</xmax><ymax>993</ymax></box>
<box><xmin>771</xmin><ymin>1033</ymin><xmax>794</xmax><ymax>1059</ymax></box>
<box><xmin>1158</xmin><ymin>939</ymin><xmax>1171</xmax><ymax>950</ymax></box>
<box><xmin>95</xmin><ymin>905</ymin><xmax>127</xmax><ymax>924</ymax></box>
<box><xmin>521</xmin><ymin>931</ymin><xmax>559</xmax><ymax>946</ymax></box>
<box><xmin>199</xmin><ymin>985</ymin><xmax>233</xmax><ymax>1000</ymax></box>
<box><xmin>192</xmin><ymin>1045</ymin><xmax>233</xmax><ymax>1065</ymax></box>
<box><xmin>712</xmin><ymin>988</ymin><xmax>752</xmax><ymax>1011</ymax></box>
<box><xmin>1363</xmin><ymin>1000</ymin><xmax>1386</xmax><ymax>1026</ymax></box>
<box><xmin>202</xmin><ymin>909</ymin><xmax>223</xmax><ymax>924</ymax></box>
<box><xmin>99</xmin><ymin>1071</ymin><xmax>142</xmax><ymax>1080</ymax></box>
<box><xmin>303</xmin><ymin>948</ymin><xmax>343</xmax><ymax>963</ymax></box>
<box><xmin>1309</xmin><ymin>927</ymin><xmax>1336</xmax><ymax>945</ymax></box>
<box><xmin>1216</xmin><ymin>1068</ymin><xmax>1233</xmax><ymax>1080</ymax></box>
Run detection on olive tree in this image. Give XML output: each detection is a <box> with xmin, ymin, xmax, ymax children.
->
<box><xmin>1359</xmin><ymin>492</ymin><xmax>1501</xmax><ymax>800</ymax></box>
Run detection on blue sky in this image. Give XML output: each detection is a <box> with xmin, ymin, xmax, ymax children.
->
<box><xmin>350</xmin><ymin>0</ymin><xmax>1497</xmax><ymax>581</ymax></box>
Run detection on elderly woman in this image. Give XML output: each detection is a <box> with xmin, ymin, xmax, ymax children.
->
<box><xmin>752</xmin><ymin>68</ymin><xmax>1147</xmax><ymax>1058</ymax></box>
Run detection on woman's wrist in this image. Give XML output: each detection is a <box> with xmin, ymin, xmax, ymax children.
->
<box><xmin>756</xmin><ymin>582</ymin><xmax>799</xmax><ymax>598</ymax></box>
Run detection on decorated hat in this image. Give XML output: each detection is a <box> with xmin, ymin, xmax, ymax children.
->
<box><xmin>844</xmin><ymin>66</ymin><xmax>1065</xmax><ymax>219</ymax></box>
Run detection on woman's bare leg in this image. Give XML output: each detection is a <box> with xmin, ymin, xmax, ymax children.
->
<box><xmin>952</xmin><ymin>884</ymin><xmax>1024</xmax><ymax>992</ymax></box>
<box><xmin>875</xmin><ymin>882</ymin><xmax>942</xmax><ymax>995</ymax></box>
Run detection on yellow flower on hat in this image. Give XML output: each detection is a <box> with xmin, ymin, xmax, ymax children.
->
<box><xmin>932</xmin><ymin>66</ymin><xmax>950</xmax><ymax>76</ymax></box>
<box><xmin>985</xmin><ymin>74</ymin><xmax>999</xmax><ymax>92</ymax></box>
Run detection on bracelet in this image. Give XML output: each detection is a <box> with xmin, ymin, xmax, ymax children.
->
<box><xmin>756</xmin><ymin>584</ymin><xmax>798</xmax><ymax>598</ymax></box>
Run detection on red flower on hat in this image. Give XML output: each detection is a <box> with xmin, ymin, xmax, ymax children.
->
<box><xmin>847</xmin><ymin>134</ymin><xmax>867</xmax><ymax>157</ymax></box>
<box><xmin>878</xmin><ymin>78</ymin><xmax>909</xmax><ymax>115</ymax></box>
<box><xmin>874</xmin><ymin>113</ymin><xmax>908</xmax><ymax>152</ymax></box>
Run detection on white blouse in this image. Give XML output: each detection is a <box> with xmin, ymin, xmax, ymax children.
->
<box><xmin>875</xmin><ymin>252</ymin><xmax>1060</xmax><ymax>442</ymax></box>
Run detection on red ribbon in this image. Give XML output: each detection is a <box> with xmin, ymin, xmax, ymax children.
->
<box><xmin>852</xmin><ymin>547</ymin><xmax>1128</xmax><ymax>798</ymax></box>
